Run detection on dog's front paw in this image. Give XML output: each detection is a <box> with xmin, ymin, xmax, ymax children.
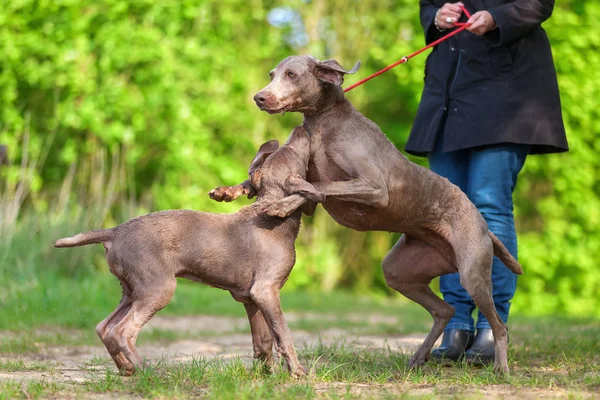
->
<box><xmin>209</xmin><ymin>186</ymin><xmax>239</xmax><ymax>202</ymax></box>
<box><xmin>261</xmin><ymin>198</ymin><xmax>297</xmax><ymax>218</ymax></box>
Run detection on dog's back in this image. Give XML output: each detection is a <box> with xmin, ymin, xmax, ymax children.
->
<box><xmin>55</xmin><ymin>127</ymin><xmax>313</xmax><ymax>294</ymax></box>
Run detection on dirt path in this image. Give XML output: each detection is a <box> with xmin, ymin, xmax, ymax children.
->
<box><xmin>0</xmin><ymin>314</ymin><xmax>427</xmax><ymax>386</ymax></box>
<box><xmin>1</xmin><ymin>315</ymin><xmax>596</xmax><ymax>399</ymax></box>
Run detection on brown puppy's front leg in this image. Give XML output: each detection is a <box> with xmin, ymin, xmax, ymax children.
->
<box><xmin>249</xmin><ymin>282</ymin><xmax>305</xmax><ymax>377</ymax></box>
<box><xmin>244</xmin><ymin>302</ymin><xmax>275</xmax><ymax>372</ymax></box>
<box><xmin>209</xmin><ymin>179</ymin><xmax>256</xmax><ymax>202</ymax></box>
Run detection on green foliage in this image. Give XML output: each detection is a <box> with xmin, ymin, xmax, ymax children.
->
<box><xmin>510</xmin><ymin>1</ymin><xmax>600</xmax><ymax>317</ymax></box>
<box><xmin>0</xmin><ymin>0</ymin><xmax>598</xmax><ymax>317</ymax></box>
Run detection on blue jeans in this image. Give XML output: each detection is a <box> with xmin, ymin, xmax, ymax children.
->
<box><xmin>428</xmin><ymin>142</ymin><xmax>528</xmax><ymax>332</ymax></box>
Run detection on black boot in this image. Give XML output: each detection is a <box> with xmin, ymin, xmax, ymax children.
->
<box><xmin>465</xmin><ymin>328</ymin><xmax>495</xmax><ymax>365</ymax></box>
<box><xmin>431</xmin><ymin>329</ymin><xmax>474</xmax><ymax>362</ymax></box>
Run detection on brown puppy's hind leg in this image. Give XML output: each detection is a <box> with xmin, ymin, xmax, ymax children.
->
<box><xmin>106</xmin><ymin>278</ymin><xmax>177</xmax><ymax>375</ymax></box>
<box><xmin>382</xmin><ymin>235</ymin><xmax>456</xmax><ymax>367</ymax></box>
<box><xmin>96</xmin><ymin>293</ymin><xmax>134</xmax><ymax>373</ymax></box>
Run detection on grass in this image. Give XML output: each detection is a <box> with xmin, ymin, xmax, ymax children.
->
<box><xmin>0</xmin><ymin>280</ymin><xmax>428</xmax><ymax>353</ymax></box>
<box><xmin>0</xmin><ymin>269</ymin><xmax>418</xmax><ymax>331</ymax></box>
<box><xmin>1</xmin><ymin>252</ymin><xmax>599</xmax><ymax>398</ymax></box>
<box><xmin>0</xmin><ymin>360</ymin><xmax>55</xmax><ymax>373</ymax></box>
<box><xmin>1</xmin><ymin>280</ymin><xmax>599</xmax><ymax>398</ymax></box>
<box><xmin>1</xmin><ymin>207</ymin><xmax>599</xmax><ymax>398</ymax></box>
<box><xmin>0</xmin><ymin>381</ymin><xmax>64</xmax><ymax>400</ymax></box>
<box><xmin>10</xmin><ymin>338</ymin><xmax>595</xmax><ymax>399</ymax></box>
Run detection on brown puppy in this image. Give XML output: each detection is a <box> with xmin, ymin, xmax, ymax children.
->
<box><xmin>211</xmin><ymin>55</ymin><xmax>522</xmax><ymax>375</ymax></box>
<box><xmin>54</xmin><ymin>126</ymin><xmax>322</xmax><ymax>377</ymax></box>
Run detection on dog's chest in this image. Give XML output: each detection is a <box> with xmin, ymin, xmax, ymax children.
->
<box><xmin>307</xmin><ymin>136</ymin><xmax>350</xmax><ymax>183</ymax></box>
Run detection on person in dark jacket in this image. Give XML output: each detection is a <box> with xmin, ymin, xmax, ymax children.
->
<box><xmin>406</xmin><ymin>0</ymin><xmax>568</xmax><ymax>364</ymax></box>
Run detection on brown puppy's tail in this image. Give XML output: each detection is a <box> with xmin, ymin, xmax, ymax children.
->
<box><xmin>54</xmin><ymin>229</ymin><xmax>114</xmax><ymax>248</ymax></box>
<box><xmin>488</xmin><ymin>230</ymin><xmax>523</xmax><ymax>275</ymax></box>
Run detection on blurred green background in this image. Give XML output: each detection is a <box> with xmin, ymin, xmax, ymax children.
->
<box><xmin>1</xmin><ymin>0</ymin><xmax>598</xmax><ymax>319</ymax></box>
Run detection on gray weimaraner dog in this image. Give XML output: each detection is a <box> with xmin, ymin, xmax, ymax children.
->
<box><xmin>210</xmin><ymin>55</ymin><xmax>522</xmax><ymax>375</ymax></box>
<box><xmin>55</xmin><ymin>126</ymin><xmax>323</xmax><ymax>377</ymax></box>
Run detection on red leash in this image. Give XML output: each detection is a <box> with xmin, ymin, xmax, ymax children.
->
<box><xmin>344</xmin><ymin>6</ymin><xmax>472</xmax><ymax>93</ymax></box>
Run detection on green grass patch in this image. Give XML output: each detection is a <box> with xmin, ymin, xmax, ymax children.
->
<box><xmin>0</xmin><ymin>329</ymin><xmax>95</xmax><ymax>353</ymax></box>
<box><xmin>0</xmin><ymin>360</ymin><xmax>55</xmax><ymax>373</ymax></box>
<box><xmin>288</xmin><ymin>314</ymin><xmax>429</xmax><ymax>336</ymax></box>
<box><xmin>0</xmin><ymin>272</ymin><xmax>423</xmax><ymax>332</ymax></box>
<box><xmin>0</xmin><ymin>380</ymin><xmax>64</xmax><ymax>400</ymax></box>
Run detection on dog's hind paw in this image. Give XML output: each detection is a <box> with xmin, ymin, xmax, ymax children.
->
<box><xmin>290</xmin><ymin>365</ymin><xmax>307</xmax><ymax>378</ymax></box>
<box><xmin>408</xmin><ymin>353</ymin><xmax>429</xmax><ymax>369</ymax></box>
<box><xmin>493</xmin><ymin>360</ymin><xmax>510</xmax><ymax>376</ymax></box>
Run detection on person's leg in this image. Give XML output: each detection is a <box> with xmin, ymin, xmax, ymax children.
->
<box><xmin>464</xmin><ymin>144</ymin><xmax>528</xmax><ymax>364</ymax></box>
<box><xmin>428</xmin><ymin>148</ymin><xmax>475</xmax><ymax>333</ymax></box>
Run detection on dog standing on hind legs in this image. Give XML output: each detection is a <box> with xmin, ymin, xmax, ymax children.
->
<box><xmin>210</xmin><ymin>54</ymin><xmax>523</xmax><ymax>375</ymax></box>
<box><xmin>54</xmin><ymin>127</ymin><xmax>322</xmax><ymax>377</ymax></box>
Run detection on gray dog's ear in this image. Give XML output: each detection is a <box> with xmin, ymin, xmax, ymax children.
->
<box><xmin>248</xmin><ymin>139</ymin><xmax>279</xmax><ymax>175</ymax></box>
<box><xmin>313</xmin><ymin>59</ymin><xmax>361</xmax><ymax>85</ymax></box>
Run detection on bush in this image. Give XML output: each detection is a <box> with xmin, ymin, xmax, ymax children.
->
<box><xmin>0</xmin><ymin>0</ymin><xmax>598</xmax><ymax>317</ymax></box>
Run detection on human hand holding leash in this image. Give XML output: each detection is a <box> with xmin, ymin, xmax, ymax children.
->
<box><xmin>435</xmin><ymin>2</ymin><xmax>464</xmax><ymax>30</ymax></box>
<box><xmin>466</xmin><ymin>11</ymin><xmax>497</xmax><ymax>35</ymax></box>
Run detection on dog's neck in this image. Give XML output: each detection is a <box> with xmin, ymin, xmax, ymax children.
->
<box><xmin>302</xmin><ymin>86</ymin><xmax>351</xmax><ymax>135</ymax></box>
<box><xmin>301</xmin><ymin>84</ymin><xmax>345</xmax><ymax>120</ymax></box>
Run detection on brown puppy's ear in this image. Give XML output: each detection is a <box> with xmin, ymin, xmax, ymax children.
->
<box><xmin>250</xmin><ymin>168</ymin><xmax>262</xmax><ymax>190</ymax></box>
<box><xmin>248</xmin><ymin>139</ymin><xmax>279</xmax><ymax>175</ymax></box>
<box><xmin>313</xmin><ymin>59</ymin><xmax>361</xmax><ymax>85</ymax></box>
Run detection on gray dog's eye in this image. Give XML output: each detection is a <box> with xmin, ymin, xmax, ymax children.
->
<box><xmin>269</xmin><ymin>71</ymin><xmax>275</xmax><ymax>80</ymax></box>
<box><xmin>287</xmin><ymin>71</ymin><xmax>296</xmax><ymax>78</ymax></box>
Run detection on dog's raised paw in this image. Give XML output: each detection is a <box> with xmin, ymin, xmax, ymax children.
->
<box><xmin>209</xmin><ymin>186</ymin><xmax>235</xmax><ymax>202</ymax></box>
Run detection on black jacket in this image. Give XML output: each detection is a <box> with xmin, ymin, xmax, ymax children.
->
<box><xmin>405</xmin><ymin>0</ymin><xmax>568</xmax><ymax>156</ymax></box>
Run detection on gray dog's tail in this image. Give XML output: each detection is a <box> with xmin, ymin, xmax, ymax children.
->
<box><xmin>488</xmin><ymin>230</ymin><xmax>523</xmax><ymax>275</ymax></box>
<box><xmin>54</xmin><ymin>229</ymin><xmax>114</xmax><ymax>248</ymax></box>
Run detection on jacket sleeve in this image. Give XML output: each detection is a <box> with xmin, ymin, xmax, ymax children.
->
<box><xmin>420</xmin><ymin>0</ymin><xmax>442</xmax><ymax>44</ymax></box>
<box><xmin>486</xmin><ymin>0</ymin><xmax>555</xmax><ymax>46</ymax></box>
